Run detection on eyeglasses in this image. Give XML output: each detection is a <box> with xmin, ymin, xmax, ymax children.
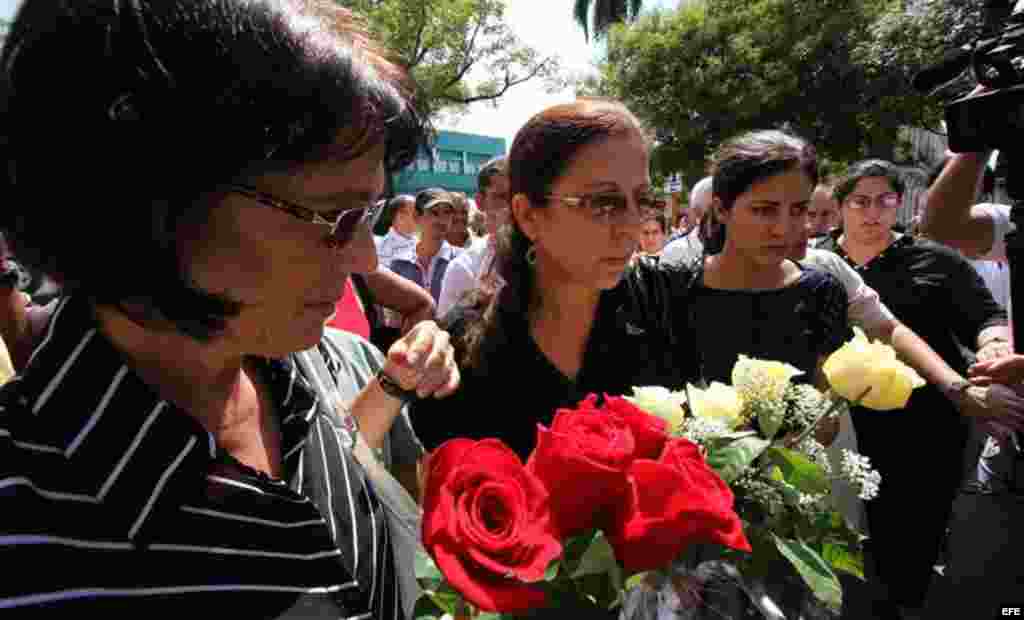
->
<box><xmin>845</xmin><ymin>192</ymin><xmax>902</xmax><ymax>210</ymax></box>
<box><xmin>226</xmin><ymin>184</ymin><xmax>381</xmax><ymax>247</ymax></box>
<box><xmin>546</xmin><ymin>191</ymin><xmax>659</xmax><ymax>225</ymax></box>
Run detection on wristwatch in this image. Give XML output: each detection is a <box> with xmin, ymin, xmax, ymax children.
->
<box><xmin>376</xmin><ymin>369</ymin><xmax>419</xmax><ymax>404</ymax></box>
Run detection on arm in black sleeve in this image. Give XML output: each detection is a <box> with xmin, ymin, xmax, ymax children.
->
<box><xmin>943</xmin><ymin>251</ymin><xmax>1008</xmax><ymax>347</ymax></box>
<box><xmin>814</xmin><ymin>272</ymin><xmax>851</xmax><ymax>355</ymax></box>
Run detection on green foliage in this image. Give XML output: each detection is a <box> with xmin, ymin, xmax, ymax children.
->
<box><xmin>771</xmin><ymin>534</ymin><xmax>843</xmax><ymax>610</ymax></box>
<box><xmin>597</xmin><ymin>0</ymin><xmax>956</xmax><ymax>180</ymax></box>
<box><xmin>705</xmin><ymin>435</ymin><xmax>771</xmax><ymax>482</ymax></box>
<box><xmin>763</xmin><ymin>446</ymin><xmax>831</xmax><ymax>495</ymax></box>
<box><xmin>341</xmin><ymin>0</ymin><xmax>563</xmax><ymax>119</ymax></box>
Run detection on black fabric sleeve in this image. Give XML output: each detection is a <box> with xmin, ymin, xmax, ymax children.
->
<box><xmin>942</xmin><ymin>250</ymin><xmax>1009</xmax><ymax>347</ymax></box>
<box><xmin>812</xmin><ymin>271</ymin><xmax>850</xmax><ymax>356</ymax></box>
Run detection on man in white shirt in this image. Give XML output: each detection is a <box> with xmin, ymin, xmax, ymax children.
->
<box><xmin>436</xmin><ymin>156</ymin><xmax>509</xmax><ymax>320</ymax></box>
<box><xmin>375</xmin><ymin>194</ymin><xmax>418</xmax><ymax>266</ymax></box>
<box><xmin>659</xmin><ymin>176</ymin><xmax>712</xmax><ymax>267</ymax></box>
<box><xmin>386</xmin><ymin>188</ymin><xmax>459</xmax><ymax>303</ymax></box>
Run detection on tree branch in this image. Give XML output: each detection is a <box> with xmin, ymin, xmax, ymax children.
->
<box><xmin>441</xmin><ymin>57</ymin><xmax>554</xmax><ymax>104</ymax></box>
<box><xmin>442</xmin><ymin>12</ymin><xmax>487</xmax><ymax>90</ymax></box>
<box><xmin>410</xmin><ymin>0</ymin><xmax>431</xmax><ymax>69</ymax></box>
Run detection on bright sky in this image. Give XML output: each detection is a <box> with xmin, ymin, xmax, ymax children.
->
<box><xmin>0</xmin><ymin>0</ymin><xmax>681</xmax><ymax>147</ymax></box>
<box><xmin>0</xmin><ymin>0</ymin><xmax>17</xmax><ymax>21</ymax></box>
<box><xmin>443</xmin><ymin>0</ymin><xmax>681</xmax><ymax>147</ymax></box>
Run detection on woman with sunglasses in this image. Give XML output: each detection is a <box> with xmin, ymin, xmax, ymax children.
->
<box><xmin>0</xmin><ymin>1</ymin><xmax>458</xmax><ymax>617</ymax></box>
<box><xmin>411</xmin><ymin>98</ymin><xmax>697</xmax><ymax>461</ymax></box>
<box><xmin>816</xmin><ymin>159</ymin><xmax>1009</xmax><ymax>619</ymax></box>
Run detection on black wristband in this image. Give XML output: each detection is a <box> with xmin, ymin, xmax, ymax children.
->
<box><xmin>376</xmin><ymin>369</ymin><xmax>419</xmax><ymax>404</ymax></box>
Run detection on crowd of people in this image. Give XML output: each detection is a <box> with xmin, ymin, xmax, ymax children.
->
<box><xmin>0</xmin><ymin>1</ymin><xmax>1021</xmax><ymax>619</ymax></box>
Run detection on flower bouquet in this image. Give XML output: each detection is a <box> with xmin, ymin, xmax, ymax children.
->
<box><xmin>618</xmin><ymin>327</ymin><xmax>924</xmax><ymax>618</ymax></box>
<box><xmin>412</xmin><ymin>328</ymin><xmax>924</xmax><ymax>619</ymax></box>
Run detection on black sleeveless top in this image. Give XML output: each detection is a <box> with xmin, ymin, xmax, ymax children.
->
<box><xmin>688</xmin><ymin>260</ymin><xmax>850</xmax><ymax>385</ymax></box>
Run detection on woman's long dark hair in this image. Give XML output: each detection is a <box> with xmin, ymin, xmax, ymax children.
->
<box><xmin>460</xmin><ymin>99</ymin><xmax>644</xmax><ymax>370</ymax></box>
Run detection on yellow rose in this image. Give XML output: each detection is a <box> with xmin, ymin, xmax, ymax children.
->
<box><xmin>686</xmin><ymin>382</ymin><xmax>745</xmax><ymax>429</ymax></box>
<box><xmin>823</xmin><ymin>327</ymin><xmax>925</xmax><ymax>410</ymax></box>
<box><xmin>625</xmin><ymin>386</ymin><xmax>688</xmax><ymax>430</ymax></box>
<box><xmin>731</xmin><ymin>355</ymin><xmax>804</xmax><ymax>404</ymax></box>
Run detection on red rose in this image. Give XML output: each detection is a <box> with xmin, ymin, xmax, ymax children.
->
<box><xmin>593</xmin><ymin>394</ymin><xmax>669</xmax><ymax>459</ymax></box>
<box><xmin>526</xmin><ymin>405</ymin><xmax>637</xmax><ymax>537</ymax></box>
<box><xmin>609</xmin><ymin>438</ymin><xmax>751</xmax><ymax>572</ymax></box>
<box><xmin>422</xmin><ymin>438</ymin><xmax>562</xmax><ymax>613</ymax></box>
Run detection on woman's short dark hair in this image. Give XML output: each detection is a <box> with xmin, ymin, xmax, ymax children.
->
<box><xmin>710</xmin><ymin>129</ymin><xmax>819</xmax><ymax>211</ymax></box>
<box><xmin>703</xmin><ymin>129</ymin><xmax>816</xmax><ymax>256</ymax></box>
<box><xmin>834</xmin><ymin>159</ymin><xmax>906</xmax><ymax>205</ymax></box>
<box><xmin>0</xmin><ymin>0</ymin><xmax>426</xmax><ymax>339</ymax></box>
<box><xmin>414</xmin><ymin>188</ymin><xmax>454</xmax><ymax>215</ymax></box>
<box><xmin>461</xmin><ymin>98</ymin><xmax>645</xmax><ymax>369</ymax></box>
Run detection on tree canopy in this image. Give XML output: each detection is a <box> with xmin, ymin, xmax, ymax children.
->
<box><xmin>342</xmin><ymin>0</ymin><xmax>563</xmax><ymax>120</ymax></box>
<box><xmin>593</xmin><ymin>0</ymin><xmax>985</xmax><ymax>182</ymax></box>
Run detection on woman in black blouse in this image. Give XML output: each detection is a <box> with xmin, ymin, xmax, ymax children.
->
<box><xmin>817</xmin><ymin>159</ymin><xmax>1009</xmax><ymax>619</ymax></box>
<box><xmin>412</xmin><ymin>99</ymin><xmax>698</xmax><ymax>459</ymax></box>
<box><xmin>688</xmin><ymin>130</ymin><xmax>848</xmax><ymax>391</ymax></box>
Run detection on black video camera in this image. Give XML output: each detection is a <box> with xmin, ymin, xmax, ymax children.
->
<box><xmin>936</xmin><ymin>1</ymin><xmax>1024</xmax><ymax>152</ymax></box>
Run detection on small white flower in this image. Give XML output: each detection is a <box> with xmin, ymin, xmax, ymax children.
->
<box><xmin>732</xmin><ymin>355</ymin><xmax>803</xmax><ymax>405</ymax></box>
<box><xmin>839</xmin><ymin>449</ymin><xmax>882</xmax><ymax>501</ymax></box>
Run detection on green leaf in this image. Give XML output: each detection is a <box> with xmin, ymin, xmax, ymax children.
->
<box><xmin>571</xmin><ymin>532</ymin><xmax>620</xmax><ymax>582</ymax></box>
<box><xmin>766</xmin><ymin>465</ymin><xmax>803</xmax><ymax>506</ymax></box>
<box><xmin>705</xmin><ymin>436</ymin><xmax>771</xmax><ymax>482</ymax></box>
<box><xmin>706</xmin><ymin>430</ymin><xmax>759</xmax><ymax>443</ymax></box>
<box><xmin>415</xmin><ymin>548</ymin><xmax>443</xmax><ymax>591</ymax></box>
<box><xmin>763</xmin><ymin>446</ymin><xmax>830</xmax><ymax>494</ymax></box>
<box><xmin>544</xmin><ymin>558</ymin><xmax>560</xmax><ymax>582</ymax></box>
<box><xmin>624</xmin><ymin>571</ymin><xmax>653</xmax><ymax>591</ymax></box>
<box><xmin>771</xmin><ymin>534</ymin><xmax>843</xmax><ymax>610</ymax></box>
<box><xmin>423</xmin><ymin>589</ymin><xmax>459</xmax><ymax>615</ymax></box>
<box><xmin>822</xmin><ymin>543</ymin><xmax>866</xmax><ymax>581</ymax></box>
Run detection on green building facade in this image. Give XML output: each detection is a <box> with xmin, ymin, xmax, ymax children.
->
<box><xmin>392</xmin><ymin>130</ymin><xmax>507</xmax><ymax>197</ymax></box>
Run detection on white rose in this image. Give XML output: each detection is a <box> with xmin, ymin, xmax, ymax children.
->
<box><xmin>687</xmin><ymin>382</ymin><xmax>745</xmax><ymax>429</ymax></box>
<box><xmin>625</xmin><ymin>386</ymin><xmax>687</xmax><ymax>431</ymax></box>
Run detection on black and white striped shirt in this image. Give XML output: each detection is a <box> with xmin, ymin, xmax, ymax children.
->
<box><xmin>0</xmin><ymin>296</ymin><xmax>402</xmax><ymax>618</ymax></box>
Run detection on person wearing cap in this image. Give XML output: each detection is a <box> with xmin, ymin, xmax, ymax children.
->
<box><xmin>385</xmin><ymin>188</ymin><xmax>459</xmax><ymax>304</ymax></box>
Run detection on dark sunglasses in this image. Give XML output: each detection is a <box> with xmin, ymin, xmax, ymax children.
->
<box><xmin>226</xmin><ymin>184</ymin><xmax>383</xmax><ymax>247</ymax></box>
